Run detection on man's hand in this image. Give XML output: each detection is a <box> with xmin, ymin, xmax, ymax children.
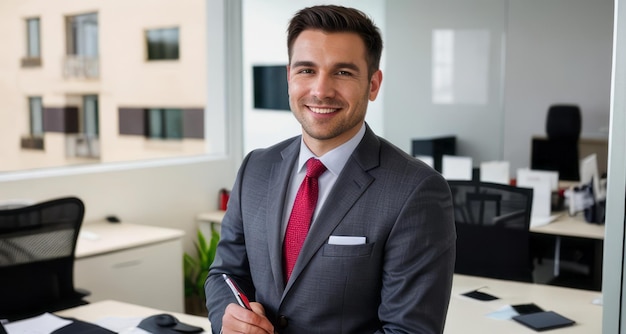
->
<box><xmin>221</xmin><ymin>302</ymin><xmax>275</xmax><ymax>334</ymax></box>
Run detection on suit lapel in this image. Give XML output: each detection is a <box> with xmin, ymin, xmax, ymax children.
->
<box><xmin>284</xmin><ymin>127</ymin><xmax>381</xmax><ymax>293</ymax></box>
<box><xmin>267</xmin><ymin>138</ymin><xmax>300</xmax><ymax>293</ymax></box>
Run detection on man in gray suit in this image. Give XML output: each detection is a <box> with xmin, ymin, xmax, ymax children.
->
<box><xmin>205</xmin><ymin>5</ymin><xmax>455</xmax><ymax>333</ymax></box>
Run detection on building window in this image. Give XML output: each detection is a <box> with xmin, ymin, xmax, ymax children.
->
<box><xmin>146</xmin><ymin>109</ymin><xmax>182</xmax><ymax>139</ymax></box>
<box><xmin>20</xmin><ymin>96</ymin><xmax>44</xmax><ymax>150</ymax></box>
<box><xmin>146</xmin><ymin>27</ymin><xmax>179</xmax><ymax>60</ymax></box>
<box><xmin>64</xmin><ymin>13</ymin><xmax>99</xmax><ymax>78</ymax></box>
<box><xmin>83</xmin><ymin>95</ymin><xmax>99</xmax><ymax>137</ymax></box>
<box><xmin>29</xmin><ymin>97</ymin><xmax>44</xmax><ymax>137</ymax></box>
<box><xmin>26</xmin><ymin>18</ymin><xmax>40</xmax><ymax>58</ymax></box>
<box><xmin>67</xmin><ymin>13</ymin><xmax>98</xmax><ymax>56</ymax></box>
<box><xmin>21</xmin><ymin>18</ymin><xmax>41</xmax><ymax>67</ymax></box>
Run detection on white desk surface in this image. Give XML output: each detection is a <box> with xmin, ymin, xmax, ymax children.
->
<box><xmin>56</xmin><ymin>300</ymin><xmax>211</xmax><ymax>333</ymax></box>
<box><xmin>530</xmin><ymin>212</ymin><xmax>605</xmax><ymax>240</ymax></box>
<box><xmin>447</xmin><ymin>275</ymin><xmax>602</xmax><ymax>333</ymax></box>
<box><xmin>196</xmin><ymin>210</ymin><xmax>226</xmax><ymax>223</ymax></box>
<box><xmin>76</xmin><ymin>222</ymin><xmax>185</xmax><ymax>258</ymax></box>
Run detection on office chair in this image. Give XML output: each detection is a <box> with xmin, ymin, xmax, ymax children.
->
<box><xmin>448</xmin><ymin>180</ymin><xmax>534</xmax><ymax>282</ymax></box>
<box><xmin>0</xmin><ymin>197</ymin><xmax>89</xmax><ymax>321</ymax></box>
<box><xmin>531</xmin><ymin>104</ymin><xmax>582</xmax><ymax>181</ymax></box>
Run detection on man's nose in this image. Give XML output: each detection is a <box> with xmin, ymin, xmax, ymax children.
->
<box><xmin>311</xmin><ymin>75</ymin><xmax>336</xmax><ymax>99</ymax></box>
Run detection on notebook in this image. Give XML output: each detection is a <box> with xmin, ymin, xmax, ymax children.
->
<box><xmin>512</xmin><ymin>311</ymin><xmax>575</xmax><ymax>331</ymax></box>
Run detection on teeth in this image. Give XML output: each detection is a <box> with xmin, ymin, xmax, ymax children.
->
<box><xmin>309</xmin><ymin>107</ymin><xmax>337</xmax><ymax>114</ymax></box>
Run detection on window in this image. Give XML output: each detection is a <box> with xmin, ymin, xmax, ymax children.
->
<box><xmin>64</xmin><ymin>13</ymin><xmax>99</xmax><ymax>78</ymax></box>
<box><xmin>67</xmin><ymin>13</ymin><xmax>98</xmax><ymax>56</ymax></box>
<box><xmin>146</xmin><ymin>27</ymin><xmax>179</xmax><ymax>60</ymax></box>
<box><xmin>21</xmin><ymin>18</ymin><xmax>41</xmax><ymax>67</ymax></box>
<box><xmin>26</xmin><ymin>18</ymin><xmax>40</xmax><ymax>58</ymax></box>
<box><xmin>83</xmin><ymin>95</ymin><xmax>99</xmax><ymax>137</ymax></box>
<box><xmin>146</xmin><ymin>109</ymin><xmax>182</xmax><ymax>139</ymax></box>
<box><xmin>29</xmin><ymin>96</ymin><xmax>44</xmax><ymax>137</ymax></box>
<box><xmin>20</xmin><ymin>96</ymin><xmax>44</xmax><ymax>150</ymax></box>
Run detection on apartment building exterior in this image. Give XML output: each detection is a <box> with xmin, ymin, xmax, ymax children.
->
<box><xmin>0</xmin><ymin>0</ymin><xmax>207</xmax><ymax>173</ymax></box>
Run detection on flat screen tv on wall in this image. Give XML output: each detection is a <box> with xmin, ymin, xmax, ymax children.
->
<box><xmin>253</xmin><ymin>65</ymin><xmax>290</xmax><ymax>111</ymax></box>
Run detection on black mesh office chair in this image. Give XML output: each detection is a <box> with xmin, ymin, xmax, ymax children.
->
<box><xmin>531</xmin><ymin>104</ymin><xmax>582</xmax><ymax>181</ymax></box>
<box><xmin>448</xmin><ymin>181</ymin><xmax>534</xmax><ymax>282</ymax></box>
<box><xmin>0</xmin><ymin>197</ymin><xmax>89</xmax><ymax>321</ymax></box>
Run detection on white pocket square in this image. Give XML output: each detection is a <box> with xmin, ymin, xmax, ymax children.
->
<box><xmin>328</xmin><ymin>235</ymin><xmax>366</xmax><ymax>245</ymax></box>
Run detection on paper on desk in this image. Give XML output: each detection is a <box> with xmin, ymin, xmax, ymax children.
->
<box><xmin>486</xmin><ymin>305</ymin><xmax>519</xmax><ymax>320</ymax></box>
<box><xmin>4</xmin><ymin>313</ymin><xmax>72</xmax><ymax>334</ymax></box>
<box><xmin>530</xmin><ymin>214</ymin><xmax>560</xmax><ymax>227</ymax></box>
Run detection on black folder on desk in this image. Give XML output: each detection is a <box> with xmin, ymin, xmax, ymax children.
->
<box><xmin>513</xmin><ymin>311</ymin><xmax>575</xmax><ymax>331</ymax></box>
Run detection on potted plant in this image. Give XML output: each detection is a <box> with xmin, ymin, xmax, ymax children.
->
<box><xmin>183</xmin><ymin>222</ymin><xmax>220</xmax><ymax>316</ymax></box>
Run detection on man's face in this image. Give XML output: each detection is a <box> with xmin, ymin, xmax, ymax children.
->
<box><xmin>287</xmin><ymin>30</ymin><xmax>382</xmax><ymax>155</ymax></box>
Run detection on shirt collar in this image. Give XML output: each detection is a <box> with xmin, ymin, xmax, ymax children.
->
<box><xmin>297</xmin><ymin>123</ymin><xmax>366</xmax><ymax>176</ymax></box>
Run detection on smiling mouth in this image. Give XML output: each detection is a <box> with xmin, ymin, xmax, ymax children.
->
<box><xmin>308</xmin><ymin>106</ymin><xmax>339</xmax><ymax>114</ymax></box>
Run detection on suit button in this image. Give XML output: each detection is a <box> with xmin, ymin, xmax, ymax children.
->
<box><xmin>277</xmin><ymin>315</ymin><xmax>288</xmax><ymax>329</ymax></box>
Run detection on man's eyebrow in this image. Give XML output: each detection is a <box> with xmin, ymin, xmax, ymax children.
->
<box><xmin>291</xmin><ymin>61</ymin><xmax>361</xmax><ymax>73</ymax></box>
<box><xmin>291</xmin><ymin>61</ymin><xmax>315</xmax><ymax>68</ymax></box>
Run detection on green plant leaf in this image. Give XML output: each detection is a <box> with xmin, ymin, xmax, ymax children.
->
<box><xmin>183</xmin><ymin>225</ymin><xmax>221</xmax><ymax>299</ymax></box>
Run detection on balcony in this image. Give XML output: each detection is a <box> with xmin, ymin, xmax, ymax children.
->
<box><xmin>66</xmin><ymin>134</ymin><xmax>100</xmax><ymax>158</ymax></box>
<box><xmin>64</xmin><ymin>56</ymin><xmax>99</xmax><ymax>79</ymax></box>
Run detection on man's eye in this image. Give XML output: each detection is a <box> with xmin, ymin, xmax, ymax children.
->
<box><xmin>298</xmin><ymin>69</ymin><xmax>314</xmax><ymax>74</ymax></box>
<box><xmin>337</xmin><ymin>71</ymin><xmax>352</xmax><ymax>76</ymax></box>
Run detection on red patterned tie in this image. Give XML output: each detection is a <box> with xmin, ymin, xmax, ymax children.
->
<box><xmin>283</xmin><ymin>158</ymin><xmax>327</xmax><ymax>282</ymax></box>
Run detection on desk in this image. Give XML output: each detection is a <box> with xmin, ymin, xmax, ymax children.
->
<box><xmin>530</xmin><ymin>212</ymin><xmax>605</xmax><ymax>240</ymax></box>
<box><xmin>530</xmin><ymin>213</ymin><xmax>604</xmax><ymax>289</ymax></box>
<box><xmin>56</xmin><ymin>300</ymin><xmax>211</xmax><ymax>333</ymax></box>
<box><xmin>74</xmin><ymin>222</ymin><xmax>185</xmax><ymax>313</ymax></box>
<box><xmin>56</xmin><ymin>276</ymin><xmax>599</xmax><ymax>334</ymax></box>
<box><xmin>447</xmin><ymin>275</ymin><xmax>602</xmax><ymax>333</ymax></box>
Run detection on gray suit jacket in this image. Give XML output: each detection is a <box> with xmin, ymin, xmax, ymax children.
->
<box><xmin>205</xmin><ymin>126</ymin><xmax>456</xmax><ymax>334</ymax></box>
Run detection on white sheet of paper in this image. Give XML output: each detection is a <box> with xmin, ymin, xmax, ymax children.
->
<box><xmin>4</xmin><ymin>313</ymin><xmax>72</xmax><ymax>334</ymax></box>
<box><xmin>442</xmin><ymin>155</ymin><xmax>473</xmax><ymax>180</ymax></box>
<box><xmin>480</xmin><ymin>161</ymin><xmax>510</xmax><ymax>184</ymax></box>
<box><xmin>517</xmin><ymin>169</ymin><xmax>557</xmax><ymax>220</ymax></box>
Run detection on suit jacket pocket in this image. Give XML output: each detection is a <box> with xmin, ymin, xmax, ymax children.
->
<box><xmin>322</xmin><ymin>242</ymin><xmax>374</xmax><ymax>257</ymax></box>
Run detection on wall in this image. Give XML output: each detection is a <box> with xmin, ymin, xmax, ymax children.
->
<box><xmin>503</xmin><ymin>0</ymin><xmax>613</xmax><ymax>173</ymax></box>
<box><xmin>383</xmin><ymin>0</ymin><xmax>612</xmax><ymax>174</ymax></box>
<box><xmin>384</xmin><ymin>0</ymin><xmax>507</xmax><ymax>165</ymax></box>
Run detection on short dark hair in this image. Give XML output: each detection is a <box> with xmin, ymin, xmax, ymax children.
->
<box><xmin>287</xmin><ymin>5</ymin><xmax>383</xmax><ymax>78</ymax></box>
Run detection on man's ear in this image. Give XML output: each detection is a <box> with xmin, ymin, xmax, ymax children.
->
<box><xmin>368</xmin><ymin>70</ymin><xmax>383</xmax><ymax>101</ymax></box>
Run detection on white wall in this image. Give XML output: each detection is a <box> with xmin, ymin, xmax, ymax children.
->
<box><xmin>502</xmin><ymin>0</ymin><xmax>613</xmax><ymax>172</ymax></box>
<box><xmin>384</xmin><ymin>0</ymin><xmax>507</xmax><ymax>164</ymax></box>
<box><xmin>382</xmin><ymin>0</ymin><xmax>612</xmax><ymax>174</ymax></box>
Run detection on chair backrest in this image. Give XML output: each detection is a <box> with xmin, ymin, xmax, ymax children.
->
<box><xmin>448</xmin><ymin>180</ymin><xmax>534</xmax><ymax>282</ymax></box>
<box><xmin>0</xmin><ymin>196</ymin><xmax>86</xmax><ymax>320</ymax></box>
<box><xmin>531</xmin><ymin>104</ymin><xmax>582</xmax><ymax>181</ymax></box>
<box><xmin>546</xmin><ymin>104</ymin><xmax>582</xmax><ymax>141</ymax></box>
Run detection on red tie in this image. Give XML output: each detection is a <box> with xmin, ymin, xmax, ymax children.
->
<box><xmin>283</xmin><ymin>158</ymin><xmax>327</xmax><ymax>282</ymax></box>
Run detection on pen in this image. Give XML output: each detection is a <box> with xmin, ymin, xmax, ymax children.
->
<box><xmin>222</xmin><ymin>273</ymin><xmax>252</xmax><ymax>310</ymax></box>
